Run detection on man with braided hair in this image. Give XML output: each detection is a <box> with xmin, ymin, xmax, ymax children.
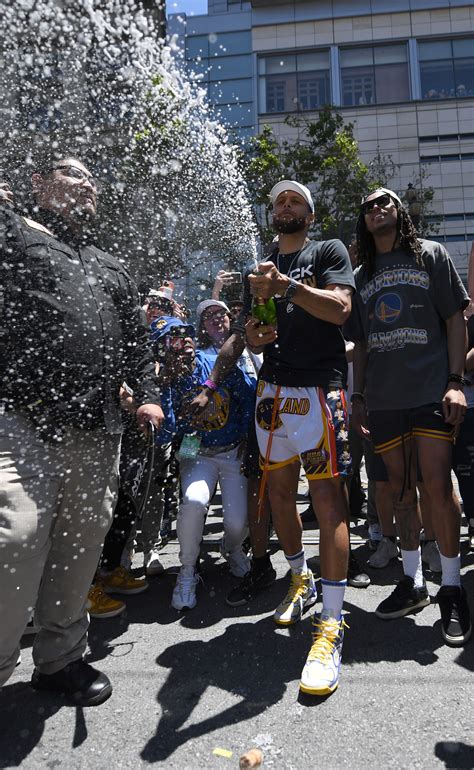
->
<box><xmin>348</xmin><ymin>187</ymin><xmax>471</xmax><ymax>646</ymax></box>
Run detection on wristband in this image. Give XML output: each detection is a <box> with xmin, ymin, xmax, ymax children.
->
<box><xmin>203</xmin><ymin>378</ymin><xmax>218</xmax><ymax>392</ymax></box>
<box><xmin>350</xmin><ymin>392</ymin><xmax>365</xmax><ymax>403</ymax></box>
<box><xmin>447</xmin><ymin>373</ymin><xmax>468</xmax><ymax>387</ymax></box>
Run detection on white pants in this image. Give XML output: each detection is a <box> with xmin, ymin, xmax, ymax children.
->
<box><xmin>177</xmin><ymin>446</ymin><xmax>248</xmax><ymax>568</ymax></box>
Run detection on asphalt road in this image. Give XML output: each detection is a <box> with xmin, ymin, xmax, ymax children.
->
<box><xmin>2</xmin><ymin>491</ymin><xmax>474</xmax><ymax>770</ymax></box>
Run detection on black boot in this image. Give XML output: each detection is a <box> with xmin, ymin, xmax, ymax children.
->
<box><xmin>31</xmin><ymin>659</ymin><xmax>112</xmax><ymax>706</ymax></box>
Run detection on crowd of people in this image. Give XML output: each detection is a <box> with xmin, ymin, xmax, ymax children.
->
<box><xmin>0</xmin><ymin>152</ymin><xmax>473</xmax><ymax>709</ymax></box>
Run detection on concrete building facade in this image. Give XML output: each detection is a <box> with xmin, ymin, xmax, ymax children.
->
<box><xmin>170</xmin><ymin>0</ymin><xmax>474</xmax><ymax>277</ymax></box>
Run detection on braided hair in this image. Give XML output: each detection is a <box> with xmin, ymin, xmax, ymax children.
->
<box><xmin>356</xmin><ymin>200</ymin><xmax>424</xmax><ymax>279</ymax></box>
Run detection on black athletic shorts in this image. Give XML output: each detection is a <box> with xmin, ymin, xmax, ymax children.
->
<box><xmin>368</xmin><ymin>403</ymin><xmax>454</xmax><ymax>455</ymax></box>
<box><xmin>364</xmin><ymin>441</ymin><xmax>388</xmax><ymax>482</ymax></box>
<box><xmin>366</xmin><ymin>445</ymin><xmax>426</xmax><ymax>483</ymax></box>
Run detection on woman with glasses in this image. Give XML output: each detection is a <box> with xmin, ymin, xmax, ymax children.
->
<box><xmin>170</xmin><ymin>300</ymin><xmax>257</xmax><ymax>610</ymax></box>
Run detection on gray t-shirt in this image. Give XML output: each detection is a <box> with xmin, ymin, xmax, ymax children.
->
<box><xmin>346</xmin><ymin>240</ymin><xmax>469</xmax><ymax>411</ymax></box>
<box><xmin>465</xmin><ymin>315</ymin><xmax>474</xmax><ymax>410</ymax></box>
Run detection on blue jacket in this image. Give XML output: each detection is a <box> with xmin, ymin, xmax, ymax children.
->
<box><xmin>156</xmin><ymin>349</ymin><xmax>256</xmax><ymax>448</ymax></box>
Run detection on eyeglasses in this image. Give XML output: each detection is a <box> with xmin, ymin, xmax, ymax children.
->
<box><xmin>52</xmin><ymin>165</ymin><xmax>101</xmax><ymax>192</ymax></box>
<box><xmin>361</xmin><ymin>193</ymin><xmax>392</xmax><ymax>215</ymax></box>
<box><xmin>202</xmin><ymin>310</ymin><xmax>228</xmax><ymax>322</ymax></box>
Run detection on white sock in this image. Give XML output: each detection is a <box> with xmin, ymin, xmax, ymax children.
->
<box><xmin>401</xmin><ymin>548</ymin><xmax>423</xmax><ymax>588</ymax></box>
<box><xmin>440</xmin><ymin>553</ymin><xmax>461</xmax><ymax>587</ymax></box>
<box><xmin>285</xmin><ymin>549</ymin><xmax>307</xmax><ymax>575</ymax></box>
<box><xmin>321</xmin><ymin>578</ymin><xmax>347</xmax><ymax>620</ymax></box>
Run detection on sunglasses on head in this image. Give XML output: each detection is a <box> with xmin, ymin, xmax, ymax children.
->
<box><xmin>361</xmin><ymin>193</ymin><xmax>393</xmax><ymax>215</ymax></box>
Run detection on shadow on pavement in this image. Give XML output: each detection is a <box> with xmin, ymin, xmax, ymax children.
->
<box><xmin>139</xmin><ymin>584</ymin><xmax>474</xmax><ymax>763</ymax></box>
<box><xmin>0</xmin><ymin>682</ymin><xmax>63</xmax><ymax>766</ymax></box>
<box><xmin>140</xmin><ymin>614</ymin><xmax>311</xmax><ymax>763</ymax></box>
<box><xmin>435</xmin><ymin>741</ymin><xmax>474</xmax><ymax>768</ymax></box>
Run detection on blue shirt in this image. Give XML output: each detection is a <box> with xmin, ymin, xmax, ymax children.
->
<box><xmin>156</xmin><ymin>349</ymin><xmax>256</xmax><ymax>448</ymax></box>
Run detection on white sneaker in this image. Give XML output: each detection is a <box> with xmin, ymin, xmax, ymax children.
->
<box><xmin>225</xmin><ymin>547</ymin><xmax>251</xmax><ymax>578</ymax></box>
<box><xmin>368</xmin><ymin>537</ymin><xmax>398</xmax><ymax>568</ymax></box>
<box><xmin>300</xmin><ymin>614</ymin><xmax>345</xmax><ymax>696</ymax></box>
<box><xmin>274</xmin><ymin>570</ymin><xmax>317</xmax><ymax>626</ymax></box>
<box><xmin>421</xmin><ymin>540</ymin><xmax>442</xmax><ymax>573</ymax></box>
<box><xmin>171</xmin><ymin>567</ymin><xmax>198</xmax><ymax>610</ymax></box>
<box><xmin>144</xmin><ymin>549</ymin><xmax>165</xmax><ymax>577</ymax></box>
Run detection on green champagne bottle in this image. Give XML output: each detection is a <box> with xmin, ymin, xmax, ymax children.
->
<box><xmin>252</xmin><ymin>296</ymin><xmax>277</xmax><ymax>326</ymax></box>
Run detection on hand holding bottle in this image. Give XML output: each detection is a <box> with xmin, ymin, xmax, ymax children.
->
<box><xmin>245</xmin><ymin>317</ymin><xmax>277</xmax><ymax>350</ymax></box>
<box><xmin>248</xmin><ymin>261</ymin><xmax>288</xmax><ymax>300</ymax></box>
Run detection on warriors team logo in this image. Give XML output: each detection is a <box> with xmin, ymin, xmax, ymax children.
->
<box><xmin>256</xmin><ymin>398</ymin><xmax>283</xmax><ymax>432</ymax></box>
<box><xmin>375</xmin><ymin>293</ymin><xmax>402</xmax><ymax>324</ymax></box>
<box><xmin>185</xmin><ymin>388</ymin><xmax>231</xmax><ymax>431</ymax></box>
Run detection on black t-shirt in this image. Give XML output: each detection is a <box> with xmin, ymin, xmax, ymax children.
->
<box><xmin>236</xmin><ymin>239</ymin><xmax>355</xmax><ymax>388</ymax></box>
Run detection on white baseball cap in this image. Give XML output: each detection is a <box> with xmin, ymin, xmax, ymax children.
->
<box><xmin>270</xmin><ymin>180</ymin><xmax>314</xmax><ymax>212</ymax></box>
<box><xmin>361</xmin><ymin>187</ymin><xmax>403</xmax><ymax>206</ymax></box>
<box><xmin>196</xmin><ymin>299</ymin><xmax>230</xmax><ymax>320</ymax></box>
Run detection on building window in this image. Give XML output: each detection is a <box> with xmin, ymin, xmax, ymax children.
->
<box><xmin>342</xmin><ymin>74</ymin><xmax>374</xmax><ymax>107</ymax></box>
<box><xmin>258</xmin><ymin>50</ymin><xmax>330</xmax><ymax>114</ymax></box>
<box><xmin>298</xmin><ymin>78</ymin><xmax>323</xmax><ymax>110</ymax></box>
<box><xmin>340</xmin><ymin>44</ymin><xmax>410</xmax><ymax>106</ymax></box>
<box><xmin>267</xmin><ymin>81</ymin><xmax>285</xmax><ymax>112</ymax></box>
<box><xmin>419</xmin><ymin>38</ymin><xmax>474</xmax><ymax>100</ymax></box>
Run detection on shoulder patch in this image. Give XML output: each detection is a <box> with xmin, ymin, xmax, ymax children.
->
<box><xmin>21</xmin><ymin>217</ymin><xmax>55</xmax><ymax>237</ymax></box>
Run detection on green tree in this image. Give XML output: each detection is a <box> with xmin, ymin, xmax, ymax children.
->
<box><xmin>243</xmin><ymin>106</ymin><xmax>434</xmax><ymax>246</ymax></box>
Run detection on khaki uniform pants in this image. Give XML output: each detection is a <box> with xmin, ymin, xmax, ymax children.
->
<box><xmin>0</xmin><ymin>411</ymin><xmax>120</xmax><ymax>686</ymax></box>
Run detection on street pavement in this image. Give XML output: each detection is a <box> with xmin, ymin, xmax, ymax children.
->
<box><xmin>2</xmin><ymin>488</ymin><xmax>474</xmax><ymax>770</ymax></box>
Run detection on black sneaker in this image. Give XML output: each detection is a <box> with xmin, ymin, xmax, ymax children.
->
<box><xmin>375</xmin><ymin>575</ymin><xmax>430</xmax><ymax>619</ymax></box>
<box><xmin>436</xmin><ymin>585</ymin><xmax>472</xmax><ymax>646</ymax></box>
<box><xmin>31</xmin><ymin>659</ymin><xmax>112</xmax><ymax>707</ymax></box>
<box><xmin>226</xmin><ymin>559</ymin><xmax>276</xmax><ymax>607</ymax></box>
<box><xmin>347</xmin><ymin>554</ymin><xmax>370</xmax><ymax>588</ymax></box>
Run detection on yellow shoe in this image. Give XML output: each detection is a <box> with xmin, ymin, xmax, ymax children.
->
<box><xmin>87</xmin><ymin>585</ymin><xmax>125</xmax><ymax>618</ymax></box>
<box><xmin>300</xmin><ymin>615</ymin><xmax>347</xmax><ymax>696</ymax></box>
<box><xmin>274</xmin><ymin>570</ymin><xmax>317</xmax><ymax>626</ymax></box>
<box><xmin>100</xmin><ymin>566</ymin><xmax>148</xmax><ymax>595</ymax></box>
